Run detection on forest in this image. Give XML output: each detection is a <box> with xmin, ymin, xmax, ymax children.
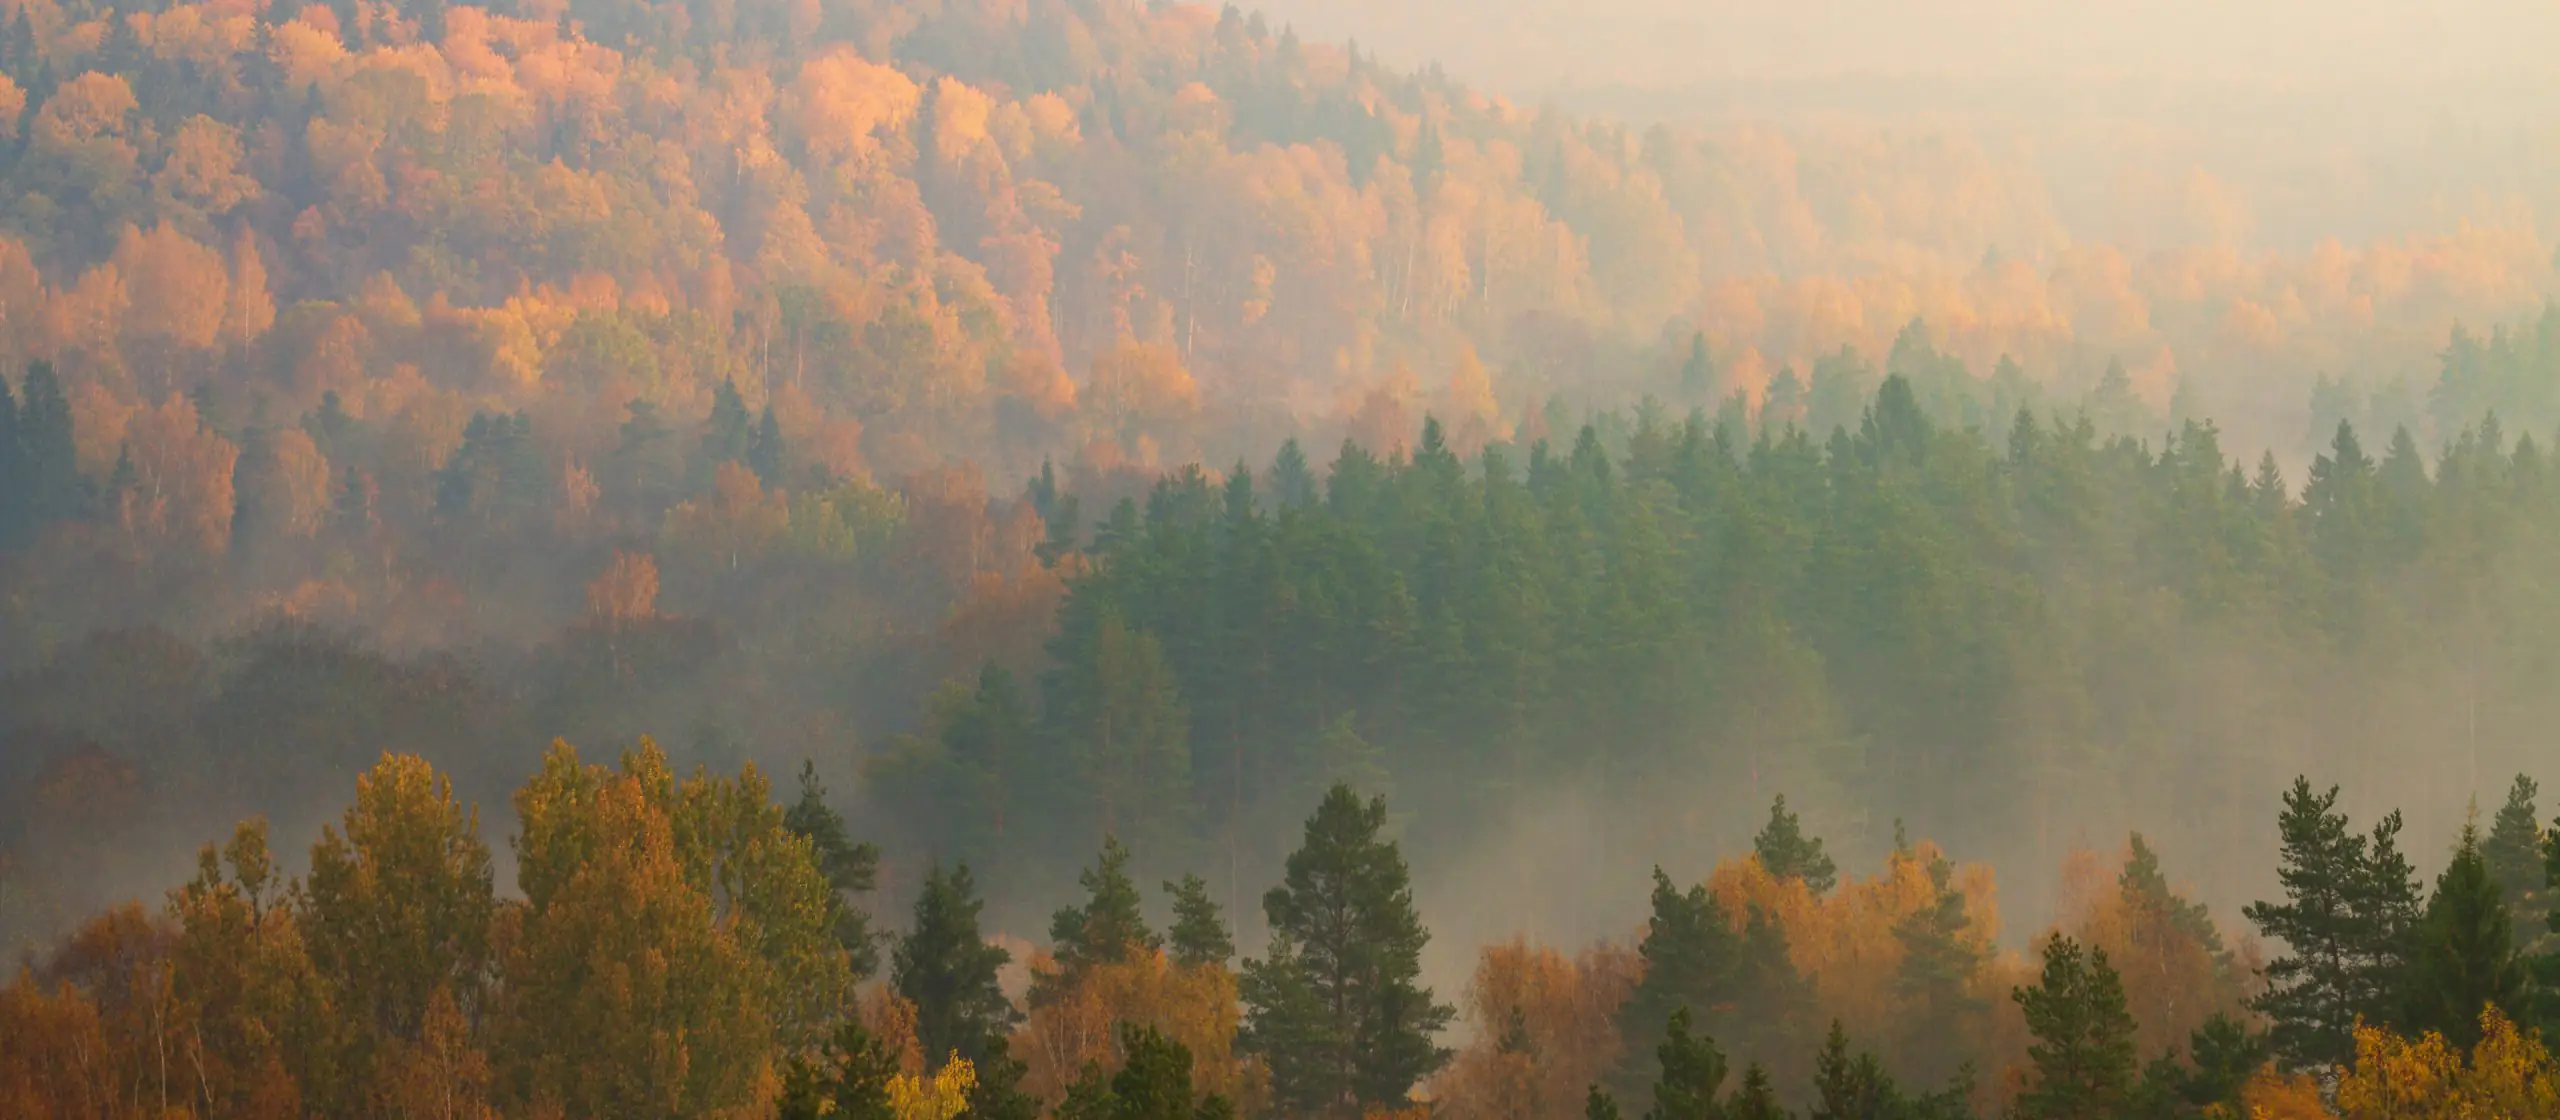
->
<box><xmin>6</xmin><ymin>746</ymin><xmax>2560</xmax><ymax>1119</ymax></box>
<box><xmin>4</xmin><ymin>0</ymin><xmax>2560</xmax><ymax>1112</ymax></box>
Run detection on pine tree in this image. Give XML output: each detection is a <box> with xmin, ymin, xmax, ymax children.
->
<box><xmin>784</xmin><ymin>760</ymin><xmax>883</xmax><ymax>977</ymax></box>
<box><xmin>1680</xmin><ymin>333</ymin><xmax>1716</xmax><ymax>397</ymax></box>
<box><xmin>1240</xmin><ymin>783</ymin><xmax>1452</xmax><ymax>1116</ymax></box>
<box><xmin>780</xmin><ymin>1018</ymin><xmax>899</xmax><ymax>1120</ymax></box>
<box><xmin>1753</xmin><ymin>794</ymin><xmax>1838</xmax><ymax>894</ymax></box>
<box><xmin>1586</xmin><ymin>1085</ymin><xmax>1624</xmax><ymax>1120</ymax></box>
<box><xmin>1891</xmin><ymin>854</ymin><xmax>1985</xmax><ymax>1088</ymax></box>
<box><xmin>1726</xmin><ymin>1065</ymin><xmax>1787</xmax><ymax>1120</ymax></box>
<box><xmin>2012</xmin><ymin>936</ymin><xmax>2139</xmax><ymax>1120</ymax></box>
<box><xmin>1164</xmin><ymin>874</ymin><xmax>1233</xmax><ymax>968</ymax></box>
<box><xmin>0</xmin><ymin>371</ymin><xmax>20</xmax><ymax>545</ymax></box>
<box><xmin>1056</xmin><ymin>1024</ymin><xmax>1232</xmax><ymax>1120</ymax></box>
<box><xmin>747</xmin><ymin>404</ymin><xmax>786</xmax><ymax>486</ymax></box>
<box><xmin>2244</xmin><ymin>778</ymin><xmax>2415</xmax><ymax>1069</ymax></box>
<box><xmin>960</xmin><ymin>1033</ymin><xmax>1041</xmax><ymax>1120</ymax></box>
<box><xmin>2166</xmin><ymin>1013</ymin><xmax>2268</xmax><ymax>1116</ymax></box>
<box><xmin>894</xmin><ymin>862</ymin><xmax>1018</xmax><ymax>1070</ymax></box>
<box><xmin>2403</xmin><ymin>822</ymin><xmax>2527</xmax><ymax>1047</ymax></box>
<box><xmin>1616</xmin><ymin>868</ymin><xmax>1739</xmax><ymax>1093</ymax></box>
<box><xmin>1808</xmin><ymin>1021</ymin><xmax>1971</xmax><ymax>1120</ymax></box>
<box><xmin>1643</xmin><ymin>1007</ymin><xmax>1728</xmax><ymax>1120</ymax></box>
<box><xmin>2483</xmin><ymin>775</ymin><xmax>2547</xmax><ymax>954</ymax></box>
<box><xmin>1034</xmin><ymin>835</ymin><xmax>1161</xmax><ymax>1006</ymax></box>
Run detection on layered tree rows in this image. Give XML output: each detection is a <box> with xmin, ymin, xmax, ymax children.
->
<box><xmin>9</xmin><ymin>745</ymin><xmax>2560</xmax><ymax>1120</ymax></box>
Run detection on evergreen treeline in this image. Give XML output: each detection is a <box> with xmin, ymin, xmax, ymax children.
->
<box><xmin>874</xmin><ymin>369</ymin><xmax>2560</xmax><ymax>922</ymax></box>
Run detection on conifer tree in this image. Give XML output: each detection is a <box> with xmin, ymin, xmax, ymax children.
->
<box><xmin>2404</xmin><ymin>822</ymin><xmax>2528</xmax><ymax>1047</ymax></box>
<box><xmin>15</xmin><ymin>360</ymin><xmax>80</xmax><ymax>533</ymax></box>
<box><xmin>780</xmin><ymin>1018</ymin><xmax>899</xmax><ymax>1120</ymax></box>
<box><xmin>1057</xmin><ymin>1023</ymin><xmax>1233</xmax><ymax>1120</ymax></box>
<box><xmin>2012</xmin><ymin>936</ymin><xmax>2139</xmax><ymax>1120</ymax></box>
<box><xmin>748</xmin><ymin>404</ymin><xmax>787</xmax><ymax>486</ymax></box>
<box><xmin>960</xmin><ymin>1033</ymin><xmax>1041</xmax><ymax>1120</ymax></box>
<box><xmin>1164</xmin><ymin>874</ymin><xmax>1233</xmax><ymax>968</ymax></box>
<box><xmin>1643</xmin><ymin>1008</ymin><xmax>1728</xmax><ymax>1120</ymax></box>
<box><xmin>1726</xmin><ymin>1066</ymin><xmax>1786</xmax><ymax>1120</ymax></box>
<box><xmin>2483</xmin><ymin>775</ymin><xmax>2547</xmax><ymax>954</ymax></box>
<box><xmin>2244</xmin><ymin>778</ymin><xmax>2418</xmax><ymax>1069</ymax></box>
<box><xmin>1891</xmin><ymin>854</ymin><xmax>1985</xmax><ymax>1087</ymax></box>
<box><xmin>894</xmin><ymin>862</ymin><xmax>1018</xmax><ymax>1070</ymax></box>
<box><xmin>1753</xmin><ymin>794</ymin><xmax>1838</xmax><ymax>894</ymax></box>
<box><xmin>784</xmin><ymin>760</ymin><xmax>883</xmax><ymax>977</ymax></box>
<box><xmin>702</xmin><ymin>378</ymin><xmax>752</xmax><ymax>465</ymax></box>
<box><xmin>1240</xmin><ymin>783</ymin><xmax>1452</xmax><ymax>1116</ymax></box>
<box><xmin>1034</xmin><ymin>835</ymin><xmax>1161</xmax><ymax>1006</ymax></box>
<box><xmin>1586</xmin><ymin>1084</ymin><xmax>1624</xmax><ymax>1120</ymax></box>
<box><xmin>1807</xmin><ymin>1021</ymin><xmax>1971</xmax><ymax>1120</ymax></box>
<box><xmin>1617</xmin><ymin>868</ymin><xmax>1739</xmax><ymax>1092</ymax></box>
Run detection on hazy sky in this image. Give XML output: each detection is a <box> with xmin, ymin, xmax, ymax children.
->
<box><xmin>1252</xmin><ymin>0</ymin><xmax>2560</xmax><ymax>96</ymax></box>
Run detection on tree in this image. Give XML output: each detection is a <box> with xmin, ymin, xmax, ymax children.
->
<box><xmin>2245</xmin><ymin>778</ymin><xmax>2419</xmax><ymax>1069</ymax></box>
<box><xmin>1725</xmin><ymin>1065</ymin><xmax>1786</xmax><ymax>1120</ymax></box>
<box><xmin>781</xmin><ymin>1017</ymin><xmax>900</xmax><ymax>1120</ymax></box>
<box><xmin>300</xmin><ymin>753</ymin><xmax>495</xmax><ymax>1107</ymax></box>
<box><xmin>2483</xmin><ymin>775</ymin><xmax>2547</xmax><ymax>955</ymax></box>
<box><xmin>2404</xmin><ymin>823</ymin><xmax>2528</xmax><ymax>1048</ymax></box>
<box><xmin>1891</xmin><ymin>853</ymin><xmax>1986</xmax><ymax>1087</ymax></box>
<box><xmin>2012</xmin><ymin>936</ymin><xmax>2138</xmax><ymax>1120</ymax></box>
<box><xmin>1616</xmin><ymin>868</ymin><xmax>1737</xmax><ymax>1092</ymax></box>
<box><xmin>1165</xmin><ymin>874</ymin><xmax>1233</xmax><ymax>968</ymax></box>
<box><xmin>1056</xmin><ymin>1023</ymin><xmax>1233</xmax><ymax>1120</ymax></box>
<box><xmin>785</xmin><ymin>760</ymin><xmax>884</xmax><ymax>977</ymax></box>
<box><xmin>1752</xmin><ymin>794</ymin><xmax>1837</xmax><ymax>894</ymax></box>
<box><xmin>1807</xmin><ymin>1021</ymin><xmax>1971</xmax><ymax>1120</ymax></box>
<box><xmin>1035</xmin><ymin>835</ymin><xmax>1161</xmax><ymax>1006</ymax></box>
<box><xmin>15</xmin><ymin>357</ymin><xmax>82</xmax><ymax>534</ymax></box>
<box><xmin>1643</xmin><ymin>1008</ymin><xmax>1727</xmax><ymax>1120</ymax></box>
<box><xmin>1241</xmin><ymin>783</ymin><xmax>1452</xmax><ymax>1116</ymax></box>
<box><xmin>896</xmin><ymin>862</ymin><xmax>1018</xmax><ymax>1071</ymax></box>
<box><xmin>749</xmin><ymin>404</ymin><xmax>787</xmax><ymax>486</ymax></box>
<box><xmin>960</xmin><ymin>1032</ymin><xmax>1041</xmax><ymax>1120</ymax></box>
<box><xmin>1049</xmin><ymin>610</ymin><xmax>1192</xmax><ymax>853</ymax></box>
<box><xmin>703</xmin><ymin>378</ymin><xmax>753</xmax><ymax>467</ymax></box>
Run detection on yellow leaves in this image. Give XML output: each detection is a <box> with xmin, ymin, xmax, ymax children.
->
<box><xmin>891</xmin><ymin>1058</ymin><xmax>976</xmax><ymax>1120</ymax></box>
<box><xmin>2337</xmin><ymin>1009</ymin><xmax>2560</xmax><ymax>1120</ymax></box>
<box><xmin>791</xmin><ymin>47</ymin><xmax>921</xmax><ymax>170</ymax></box>
<box><xmin>931</xmin><ymin>76</ymin><xmax>996</xmax><ymax>166</ymax></box>
<box><xmin>588</xmin><ymin>550</ymin><xmax>660</xmax><ymax>624</ymax></box>
<box><xmin>269</xmin><ymin>15</ymin><xmax>350</xmax><ymax>92</ymax></box>
<box><xmin>2235</xmin><ymin>1069</ymin><xmax>2332</xmax><ymax>1120</ymax></box>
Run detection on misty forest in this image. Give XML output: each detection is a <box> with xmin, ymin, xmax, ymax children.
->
<box><xmin>5</xmin><ymin>0</ymin><xmax>2560</xmax><ymax>1114</ymax></box>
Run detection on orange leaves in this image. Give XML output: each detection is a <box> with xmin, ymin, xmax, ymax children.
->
<box><xmin>0</xmin><ymin>967</ymin><xmax>118</xmax><ymax>1120</ymax></box>
<box><xmin>120</xmin><ymin>393</ymin><xmax>240</xmax><ymax>559</ymax></box>
<box><xmin>33</xmin><ymin>72</ymin><xmax>137</xmax><ymax>148</ymax></box>
<box><xmin>1013</xmin><ymin>951</ymin><xmax>1259</xmax><ymax>1109</ymax></box>
<box><xmin>1086</xmin><ymin>336</ymin><xmax>1198</xmax><ymax>440</ymax></box>
<box><xmin>790</xmin><ymin>47</ymin><xmax>921</xmax><ymax>171</ymax></box>
<box><xmin>1431</xmin><ymin>938</ymin><xmax>1639</xmax><ymax>1120</ymax></box>
<box><xmin>663</xmin><ymin>461</ymin><xmax>790</xmax><ymax>571</ymax></box>
<box><xmin>112</xmin><ymin>224</ymin><xmax>230</xmax><ymax>352</ymax></box>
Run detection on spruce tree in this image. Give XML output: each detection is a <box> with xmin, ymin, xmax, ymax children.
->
<box><xmin>1808</xmin><ymin>1021</ymin><xmax>1971</xmax><ymax>1120</ymax></box>
<box><xmin>1164</xmin><ymin>874</ymin><xmax>1233</xmax><ymax>968</ymax></box>
<box><xmin>702</xmin><ymin>377</ymin><xmax>752</xmax><ymax>465</ymax></box>
<box><xmin>1035</xmin><ymin>835</ymin><xmax>1161</xmax><ymax>1006</ymax></box>
<box><xmin>15</xmin><ymin>360</ymin><xmax>80</xmax><ymax>532</ymax></box>
<box><xmin>1240</xmin><ymin>783</ymin><xmax>1452</xmax><ymax>1116</ymax></box>
<box><xmin>747</xmin><ymin>404</ymin><xmax>787</xmax><ymax>486</ymax></box>
<box><xmin>0</xmin><ymin>371</ymin><xmax>20</xmax><ymax>545</ymax></box>
<box><xmin>2483</xmin><ymin>775</ymin><xmax>2547</xmax><ymax>954</ymax></box>
<box><xmin>785</xmin><ymin>760</ymin><xmax>882</xmax><ymax>976</ymax></box>
<box><xmin>779</xmin><ymin>1018</ymin><xmax>899</xmax><ymax>1120</ymax></box>
<box><xmin>2012</xmin><ymin>936</ymin><xmax>2138</xmax><ymax>1120</ymax></box>
<box><xmin>2404</xmin><ymin>822</ymin><xmax>2527</xmax><ymax>1047</ymax></box>
<box><xmin>1753</xmin><ymin>794</ymin><xmax>1838</xmax><ymax>894</ymax></box>
<box><xmin>1725</xmin><ymin>1065</ymin><xmax>1786</xmax><ymax>1120</ymax></box>
<box><xmin>2244</xmin><ymin>778</ymin><xmax>2415</xmax><ymax>1069</ymax></box>
<box><xmin>894</xmin><ymin>862</ymin><xmax>1018</xmax><ymax>1070</ymax></box>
